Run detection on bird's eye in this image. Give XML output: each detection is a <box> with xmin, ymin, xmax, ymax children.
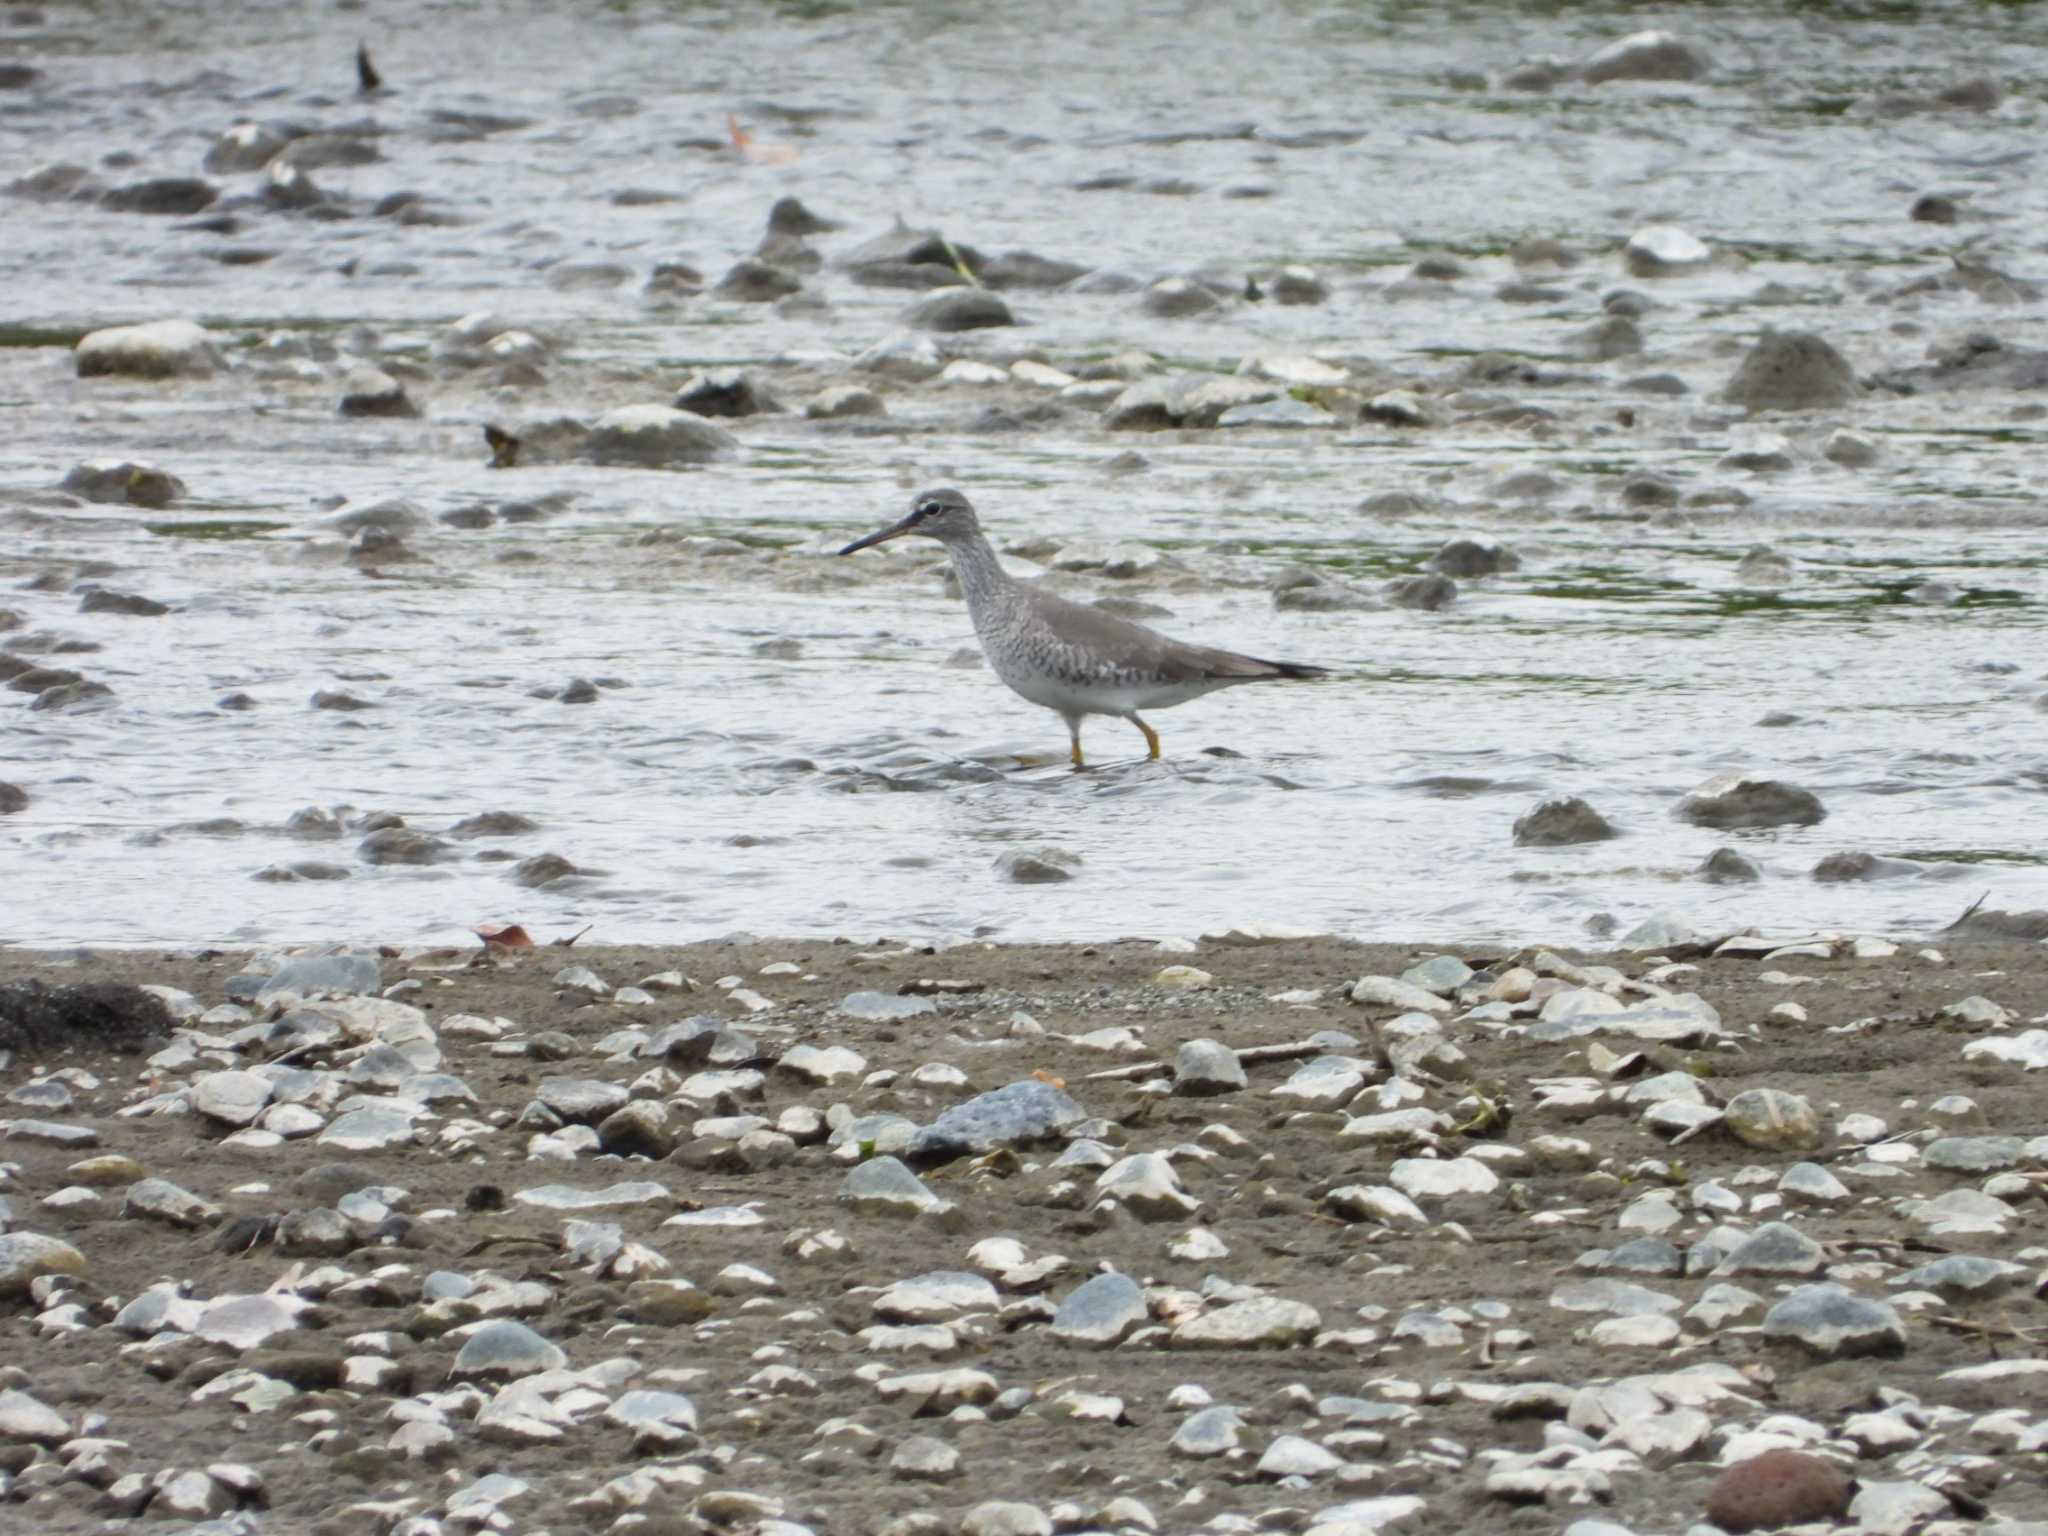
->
<box><xmin>915</xmin><ymin>501</ymin><xmax>941</xmax><ymax>519</ymax></box>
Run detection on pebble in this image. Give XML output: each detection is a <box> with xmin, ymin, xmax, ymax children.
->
<box><xmin>1760</xmin><ymin>1283</ymin><xmax>1907</xmax><ymax>1358</ymax></box>
<box><xmin>1674</xmin><ymin>774</ymin><xmax>1827</xmax><ymax>828</ymax></box>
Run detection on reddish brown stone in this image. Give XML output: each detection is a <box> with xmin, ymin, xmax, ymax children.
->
<box><xmin>1705</xmin><ymin>1449</ymin><xmax>1854</xmax><ymax>1532</ymax></box>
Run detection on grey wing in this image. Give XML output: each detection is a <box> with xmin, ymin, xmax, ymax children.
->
<box><xmin>1025</xmin><ymin>584</ymin><xmax>1320</xmax><ymax>682</ymax></box>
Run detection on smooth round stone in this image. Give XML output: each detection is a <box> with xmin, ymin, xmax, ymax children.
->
<box><xmin>872</xmin><ymin>1272</ymin><xmax>999</xmax><ymax>1323</ymax></box>
<box><xmin>191</xmin><ymin>1070</ymin><xmax>274</xmax><ymax>1127</ymax></box>
<box><xmin>196</xmin><ymin>1294</ymin><xmax>301</xmax><ymax>1349</ymax></box>
<box><xmin>585</xmin><ymin>404</ymin><xmax>735</xmax><ymax>467</ymax></box>
<box><xmin>1388</xmin><ymin>1157</ymin><xmax>1498</xmax><ymax>1201</ymax></box>
<box><xmin>1623</xmin><ymin>224</ymin><xmax>1711</xmax><ymax>276</ymax></box>
<box><xmin>1172</xmin><ymin>1039</ymin><xmax>1246</xmax><ymax>1096</ymax></box>
<box><xmin>0</xmin><ymin>1388</ymin><xmax>70</xmax><ymax>1444</ymax></box>
<box><xmin>959</xmin><ymin>1501</ymin><xmax>1050</xmax><ymax>1536</ymax></box>
<box><xmin>1923</xmin><ymin>1135</ymin><xmax>2024</xmax><ymax>1173</ymax></box>
<box><xmin>1600</xmin><ymin>1238</ymin><xmax>1683</xmax><ymax>1276</ymax></box>
<box><xmin>1325</xmin><ymin>1184</ymin><xmax>1427</xmax><ymax>1227</ymax></box>
<box><xmin>1273</xmin><ymin>1058</ymin><xmax>1371</xmax><ymax>1103</ymax></box>
<box><xmin>1094</xmin><ymin>1154</ymin><xmax>1200</xmax><ymax>1220</ymax></box>
<box><xmin>1674</xmin><ymin>774</ymin><xmax>1825</xmax><ymax>829</ymax></box>
<box><xmin>1399</xmin><ymin>954</ymin><xmax>1474</xmax><ymax>994</ymax></box>
<box><xmin>1685</xmin><ymin>1283</ymin><xmax>1765</xmax><ymax>1332</ymax></box>
<box><xmin>1051</xmin><ymin>1271</ymin><xmax>1147</xmax><ymax>1348</ymax></box>
<box><xmin>317</xmin><ymin>1108</ymin><xmax>418</xmax><ymax>1151</ymax></box>
<box><xmin>1587</xmin><ymin>1313</ymin><xmax>1680</xmax><ymax>1349</ymax></box>
<box><xmin>838</xmin><ymin>1155</ymin><xmax>946</xmax><ymax>1217</ymax></box>
<box><xmin>1722</xmin><ymin>1088</ymin><xmax>1821</xmax><ymax>1150</ymax></box>
<box><xmin>1760</xmin><ymin>1284</ymin><xmax>1906</xmax><ymax>1359</ymax></box>
<box><xmin>907</xmin><ymin>1080</ymin><xmax>1085</xmax><ymax>1160</ymax></box>
<box><xmin>1171</xmin><ymin>1296</ymin><xmax>1320</xmax><ymax>1348</ymax></box>
<box><xmin>836</xmin><ymin>991</ymin><xmax>937</xmax><ymax>1023</ymax></box>
<box><xmin>1714</xmin><ymin>1222</ymin><xmax>1826</xmax><ymax>1278</ymax></box>
<box><xmin>778</xmin><ymin>1044</ymin><xmax>867</xmax><ymax>1085</ymax></box>
<box><xmin>1169</xmin><ymin>1404</ymin><xmax>1246</xmax><ymax>1457</ymax></box>
<box><xmin>536</xmin><ymin>1077</ymin><xmax>630</xmax><ymax>1124</ymax></box>
<box><xmin>890</xmin><ymin>1434</ymin><xmax>960</xmax><ymax>1481</ymax></box>
<box><xmin>1704</xmin><ymin>1449</ymin><xmax>1853</xmax><ymax>1532</ymax></box>
<box><xmin>1778</xmin><ymin>1162</ymin><xmax>1850</xmax><ymax>1203</ymax></box>
<box><xmin>452</xmin><ymin>1320</ymin><xmax>567</xmax><ymax>1379</ymax></box>
<box><xmin>1258</xmin><ymin>1433</ymin><xmax>1343</xmax><ymax>1478</ymax></box>
<box><xmin>1893</xmin><ymin>1254</ymin><xmax>2028</xmax><ymax>1300</ymax></box>
<box><xmin>1616</xmin><ymin>1194</ymin><xmax>1682</xmax><ymax>1234</ymax></box>
<box><xmin>604</xmin><ymin>1389</ymin><xmax>698</xmax><ymax>1433</ymax></box>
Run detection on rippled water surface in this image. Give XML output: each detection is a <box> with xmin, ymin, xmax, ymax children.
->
<box><xmin>2</xmin><ymin>0</ymin><xmax>2044</xmax><ymax>947</ymax></box>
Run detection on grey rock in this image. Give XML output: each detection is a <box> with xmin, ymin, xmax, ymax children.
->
<box><xmin>258</xmin><ymin>954</ymin><xmax>380</xmax><ymax>997</ymax></box>
<box><xmin>597</xmin><ymin>1100</ymin><xmax>676</xmax><ymax>1159</ymax></box>
<box><xmin>1894</xmin><ymin>1253</ymin><xmax>2028</xmax><ymax>1300</ymax></box>
<box><xmin>532</xmin><ymin>1081</ymin><xmax>626</xmax><ymax>1130</ymax></box>
<box><xmin>1141</xmin><ymin>277</ymin><xmax>1221</xmax><ymax>318</ymax></box>
<box><xmin>1514</xmin><ymin>795</ymin><xmax>1619</xmax><ymax>846</ymax></box>
<box><xmin>586</xmin><ymin>404</ymin><xmax>736</xmax><ymax>467</ymax></box>
<box><xmin>1429</xmin><ymin>539</ymin><xmax>1519</xmax><ymax>578</ymax></box>
<box><xmin>512</xmin><ymin>1181</ymin><xmax>668</xmax><ymax>1211</ymax></box>
<box><xmin>902</xmin><ymin>287</ymin><xmax>1015</xmax><ymax>332</ymax></box>
<box><xmin>1699</xmin><ymin>847</ymin><xmax>1761</xmax><ymax>883</ymax></box>
<box><xmin>907</xmin><ymin>1079</ymin><xmax>1087</xmax><ymax>1162</ymax></box>
<box><xmin>1169</xmin><ymin>1404</ymin><xmax>1245</xmax><ymax>1457</ymax></box>
<box><xmin>1813</xmin><ymin>850</ymin><xmax>1923</xmax><ymax>882</ymax></box>
<box><xmin>995</xmin><ymin>847</ymin><xmax>1079</xmax><ymax>883</ymax></box>
<box><xmin>1172</xmin><ymin>1296</ymin><xmax>1320</xmax><ymax>1348</ymax></box>
<box><xmin>714</xmin><ymin>258</ymin><xmax>802</xmax><ymax>301</ymax></box>
<box><xmin>0</xmin><ymin>1234</ymin><xmax>88</xmax><ymax>1296</ymax></box>
<box><xmin>805</xmin><ymin>384</ymin><xmax>885</xmax><ymax>419</ymax></box>
<box><xmin>1714</xmin><ymin>1221</ymin><xmax>1826</xmax><ymax>1277</ymax></box>
<box><xmin>1924</xmin><ymin>1135</ymin><xmax>2024</xmax><ymax>1172</ymax></box>
<box><xmin>124</xmin><ymin>1178</ymin><xmax>222</xmax><ymax>1228</ymax></box>
<box><xmin>1675</xmin><ymin>774</ymin><xmax>1826</xmax><ymax>829</ymax></box>
<box><xmin>837</xmin><ymin>991</ymin><xmax>937</xmax><ymax>1022</ymax></box>
<box><xmin>890</xmin><ymin>1434</ymin><xmax>960</xmax><ymax>1481</ymax></box>
<box><xmin>452</xmin><ymin>1319</ymin><xmax>566</xmax><ymax>1379</ymax></box>
<box><xmin>102</xmin><ymin>176</ymin><xmax>218</xmax><ymax>215</ymax></box>
<box><xmin>839</xmin><ymin>1155</ymin><xmax>947</xmax><ymax>1217</ymax></box>
<box><xmin>1580</xmin><ymin>29</ymin><xmax>1709</xmax><ymax>83</ymax></box>
<box><xmin>0</xmin><ymin>1388</ymin><xmax>70</xmax><ymax>1445</ymax></box>
<box><xmin>60</xmin><ymin>459</ymin><xmax>187</xmax><ymax>508</ymax></box>
<box><xmin>338</xmin><ymin>366</ymin><xmax>419</xmax><ymax>418</ymax></box>
<box><xmin>1050</xmin><ymin>1271</ymin><xmax>1148</xmax><ymax>1347</ymax></box>
<box><xmin>1723</xmin><ymin>1088</ymin><xmax>1821</xmax><ymax>1150</ymax></box>
<box><xmin>674</xmin><ymin>368</ymin><xmax>783</xmax><ymax>418</ymax></box>
<box><xmin>1760</xmin><ymin>1283</ymin><xmax>1906</xmax><ymax>1358</ymax></box>
<box><xmin>1724</xmin><ymin>331</ymin><xmax>1860</xmax><ymax>411</ymax></box>
<box><xmin>1173</xmin><ymin>1038</ymin><xmax>1246</xmax><ymax>1096</ymax></box>
<box><xmin>191</xmin><ymin>1070</ymin><xmax>273</xmax><ymax>1127</ymax></box>
<box><xmin>357</xmin><ymin>828</ymin><xmax>451</xmax><ymax>865</ymax></box>
<box><xmin>75</xmin><ymin>318</ymin><xmax>222</xmax><ymax>379</ymax></box>
<box><xmin>1384</xmin><ymin>573</ymin><xmax>1457</xmax><ymax>610</ymax></box>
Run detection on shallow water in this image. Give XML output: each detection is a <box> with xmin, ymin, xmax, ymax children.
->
<box><xmin>1</xmin><ymin>0</ymin><xmax>2044</xmax><ymax>948</ymax></box>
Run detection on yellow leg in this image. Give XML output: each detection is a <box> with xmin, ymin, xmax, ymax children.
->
<box><xmin>1070</xmin><ymin>739</ymin><xmax>1085</xmax><ymax>768</ymax></box>
<box><xmin>1133</xmin><ymin>716</ymin><xmax>1160</xmax><ymax>759</ymax></box>
<box><xmin>1067</xmin><ymin>718</ymin><xmax>1085</xmax><ymax>769</ymax></box>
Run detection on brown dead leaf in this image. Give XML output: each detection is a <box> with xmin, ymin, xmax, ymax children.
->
<box><xmin>473</xmin><ymin>923</ymin><xmax>534</xmax><ymax>949</ymax></box>
<box><xmin>1031</xmin><ymin>1069</ymin><xmax>1066</xmax><ymax>1090</ymax></box>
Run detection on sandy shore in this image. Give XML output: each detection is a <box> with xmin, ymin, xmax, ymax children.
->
<box><xmin>0</xmin><ymin>932</ymin><xmax>2044</xmax><ymax>1532</ymax></box>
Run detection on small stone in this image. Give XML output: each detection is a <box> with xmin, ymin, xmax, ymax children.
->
<box><xmin>75</xmin><ymin>318</ymin><xmax>222</xmax><ymax>379</ymax></box>
<box><xmin>1715</xmin><ymin>1221</ymin><xmax>1826</xmax><ymax>1277</ymax></box>
<box><xmin>452</xmin><ymin>1320</ymin><xmax>567</xmax><ymax>1379</ymax></box>
<box><xmin>1760</xmin><ymin>1284</ymin><xmax>1906</xmax><ymax>1359</ymax></box>
<box><xmin>1172</xmin><ymin>1039</ymin><xmax>1245</xmax><ymax>1096</ymax></box>
<box><xmin>1051</xmin><ymin>1271</ymin><xmax>1148</xmax><ymax>1347</ymax></box>
<box><xmin>1723</xmin><ymin>332</ymin><xmax>1860</xmax><ymax>411</ymax></box>
<box><xmin>1580</xmin><ymin>29</ymin><xmax>1709</xmax><ymax>83</ymax></box>
<box><xmin>1514</xmin><ymin>796</ymin><xmax>1619</xmax><ymax>846</ymax></box>
<box><xmin>1675</xmin><ymin>774</ymin><xmax>1826</xmax><ymax>829</ymax></box>
<box><xmin>902</xmin><ymin>288</ymin><xmax>1015</xmax><ymax>332</ymax></box>
<box><xmin>1095</xmin><ymin>1154</ymin><xmax>1200</xmax><ymax>1219</ymax></box>
<box><xmin>1704</xmin><ymin>1449</ymin><xmax>1853</xmax><ymax>1532</ymax></box>
<box><xmin>586</xmin><ymin>404</ymin><xmax>736</xmax><ymax>467</ymax></box>
<box><xmin>805</xmin><ymin>384</ymin><xmax>885</xmax><ymax>419</ymax></box>
<box><xmin>1624</xmin><ymin>225</ymin><xmax>1711</xmax><ymax>276</ymax></box>
<box><xmin>1723</xmin><ymin>1088</ymin><xmax>1821</xmax><ymax>1151</ymax></box>
<box><xmin>1700</xmin><ymin>847</ymin><xmax>1763</xmax><ymax>883</ymax></box>
<box><xmin>338</xmin><ymin>366</ymin><xmax>419</xmax><ymax>418</ymax></box>
<box><xmin>123</xmin><ymin>1178</ymin><xmax>221</xmax><ymax>1228</ymax></box>
<box><xmin>995</xmin><ymin>847</ymin><xmax>1080</xmax><ymax>883</ymax></box>
<box><xmin>1171</xmin><ymin>1296</ymin><xmax>1320</xmax><ymax>1348</ymax></box>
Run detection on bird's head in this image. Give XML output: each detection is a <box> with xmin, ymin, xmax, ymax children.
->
<box><xmin>838</xmin><ymin>487</ymin><xmax>980</xmax><ymax>555</ymax></box>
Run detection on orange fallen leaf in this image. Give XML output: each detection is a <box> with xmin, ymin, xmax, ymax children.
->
<box><xmin>473</xmin><ymin>923</ymin><xmax>533</xmax><ymax>949</ymax></box>
<box><xmin>1031</xmin><ymin>1069</ymin><xmax>1066</xmax><ymax>1090</ymax></box>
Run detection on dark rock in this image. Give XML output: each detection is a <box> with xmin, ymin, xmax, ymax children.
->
<box><xmin>1675</xmin><ymin>775</ymin><xmax>1826</xmax><ymax>829</ymax></box>
<box><xmin>848</xmin><ymin>260</ymin><xmax>963</xmax><ymax>290</ymax></box>
<box><xmin>713</xmin><ymin>259</ymin><xmax>801</xmax><ymax>302</ymax></box>
<box><xmin>901</xmin><ymin>288</ymin><xmax>1015</xmax><ymax>332</ymax></box>
<box><xmin>0</xmin><ymin>782</ymin><xmax>26</xmax><ymax>814</ymax></box>
<box><xmin>673</xmin><ymin>369</ymin><xmax>783</xmax><ymax>418</ymax></box>
<box><xmin>1514</xmin><ymin>796</ymin><xmax>1619</xmax><ymax>847</ymax></box>
<box><xmin>586</xmin><ymin>406</ymin><xmax>735</xmax><ymax>467</ymax></box>
<box><xmin>0</xmin><ymin>982</ymin><xmax>172</xmax><ymax>1055</ymax></box>
<box><xmin>840</xmin><ymin>222</ymin><xmax>982</xmax><ymax>278</ymax></box>
<box><xmin>512</xmin><ymin>853</ymin><xmax>579</xmax><ymax>888</ymax></box>
<box><xmin>907</xmin><ymin>1080</ymin><xmax>1088</xmax><ymax>1164</ymax></box>
<box><xmin>1723</xmin><ymin>332</ymin><xmax>1859</xmax><ymax>411</ymax></box>
<box><xmin>1942</xmin><ymin>906</ymin><xmax>2048</xmax><ymax>943</ymax></box>
<box><xmin>78</xmin><ymin>588</ymin><xmax>168</xmax><ymax>616</ymax></box>
<box><xmin>1910</xmin><ymin>192</ymin><xmax>1959</xmax><ymax>225</ymax></box>
<box><xmin>1141</xmin><ymin>278</ymin><xmax>1220</xmax><ymax>318</ymax></box>
<box><xmin>1383</xmin><ymin>574</ymin><xmax>1456</xmax><ymax>610</ymax></box>
<box><xmin>59</xmin><ymin>461</ymin><xmax>187</xmax><ymax>508</ymax></box>
<box><xmin>100</xmin><ymin>177</ymin><xmax>218</xmax><ymax>215</ymax></box>
<box><xmin>29</xmin><ymin>680</ymin><xmax>112</xmax><ymax>711</ymax></box>
<box><xmin>1869</xmin><ymin>333</ymin><xmax>2048</xmax><ymax>396</ymax></box>
<box><xmin>1699</xmin><ymin>847</ymin><xmax>1761</xmax><ymax>883</ymax></box>
<box><xmin>644</xmin><ymin>259</ymin><xmax>705</xmax><ymax>299</ymax></box>
<box><xmin>980</xmin><ymin>251</ymin><xmax>1089</xmax><ymax>290</ymax></box>
<box><xmin>357</xmin><ymin>828</ymin><xmax>451</xmax><ymax>865</ymax></box>
<box><xmin>1704</xmin><ymin>1450</ymin><xmax>1853</xmax><ymax>1533</ymax></box>
<box><xmin>450</xmin><ymin>811</ymin><xmax>538</xmax><ymax>839</ymax></box>
<box><xmin>1812</xmin><ymin>851</ymin><xmax>1922</xmax><ymax>882</ymax></box>
<box><xmin>1580</xmin><ymin>30</ymin><xmax>1709</xmax><ymax>84</ymax></box>
<box><xmin>310</xmin><ymin>690</ymin><xmax>371</xmax><ymax>711</ymax></box>
<box><xmin>338</xmin><ymin>367</ymin><xmax>419</xmax><ymax>418</ymax></box>
<box><xmin>765</xmin><ymin>195</ymin><xmax>837</xmax><ymax>237</ymax></box>
<box><xmin>1429</xmin><ymin>539</ymin><xmax>1519</xmax><ymax>578</ymax></box>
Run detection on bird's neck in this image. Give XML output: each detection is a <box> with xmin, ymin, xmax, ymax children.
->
<box><xmin>945</xmin><ymin>533</ymin><xmax>1011</xmax><ymax>614</ymax></box>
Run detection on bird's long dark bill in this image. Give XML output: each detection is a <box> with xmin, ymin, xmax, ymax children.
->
<box><xmin>838</xmin><ymin>517</ymin><xmax>916</xmax><ymax>556</ymax></box>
